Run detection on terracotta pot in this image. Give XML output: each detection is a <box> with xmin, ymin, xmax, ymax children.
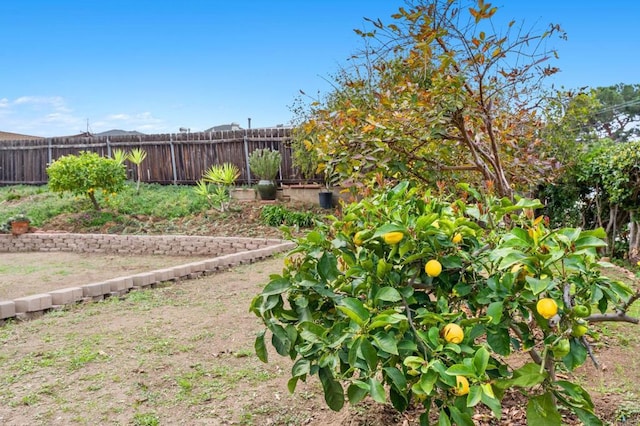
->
<box><xmin>10</xmin><ymin>220</ymin><xmax>29</xmax><ymax>236</ymax></box>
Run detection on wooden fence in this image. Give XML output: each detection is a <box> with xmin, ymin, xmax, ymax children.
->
<box><xmin>0</xmin><ymin>127</ymin><xmax>315</xmax><ymax>186</ymax></box>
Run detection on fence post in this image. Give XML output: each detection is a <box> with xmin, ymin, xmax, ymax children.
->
<box><xmin>243</xmin><ymin>131</ymin><xmax>252</xmax><ymax>184</ymax></box>
<box><xmin>169</xmin><ymin>134</ymin><xmax>178</xmax><ymax>185</ymax></box>
<box><xmin>106</xmin><ymin>137</ymin><xmax>111</xmax><ymax>158</ymax></box>
<box><xmin>47</xmin><ymin>139</ymin><xmax>52</xmax><ymax>165</ymax></box>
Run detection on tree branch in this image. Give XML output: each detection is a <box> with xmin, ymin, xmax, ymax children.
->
<box><xmin>587</xmin><ymin>313</ymin><xmax>639</xmax><ymax>324</ymax></box>
<box><xmin>510</xmin><ymin>324</ymin><xmax>542</xmax><ymax>365</ymax></box>
<box><xmin>402</xmin><ymin>294</ymin><xmax>429</xmax><ymax>358</ymax></box>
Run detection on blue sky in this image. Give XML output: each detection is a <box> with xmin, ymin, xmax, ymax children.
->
<box><xmin>1</xmin><ymin>1</ymin><xmax>638</xmax><ymax>137</ymax></box>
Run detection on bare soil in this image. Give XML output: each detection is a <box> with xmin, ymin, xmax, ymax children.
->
<box><xmin>0</xmin><ymin>252</ymin><xmax>210</xmax><ymax>301</ymax></box>
<box><xmin>0</xmin><ymin>255</ymin><xmax>639</xmax><ymax>425</ymax></box>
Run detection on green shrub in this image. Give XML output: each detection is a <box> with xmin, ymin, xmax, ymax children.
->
<box><xmin>252</xmin><ymin>181</ymin><xmax>631</xmax><ymax>425</ymax></box>
<box><xmin>47</xmin><ymin>151</ymin><xmax>126</xmax><ymax>210</ymax></box>
<box><xmin>260</xmin><ymin>204</ymin><xmax>316</xmax><ymax>227</ymax></box>
<box><xmin>249</xmin><ymin>148</ymin><xmax>282</xmax><ymax>181</ymax></box>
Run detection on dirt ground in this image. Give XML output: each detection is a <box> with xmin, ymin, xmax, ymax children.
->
<box><xmin>0</xmin><ymin>255</ymin><xmax>639</xmax><ymax>425</ymax></box>
<box><xmin>0</xmin><ymin>252</ymin><xmax>211</xmax><ymax>301</ymax></box>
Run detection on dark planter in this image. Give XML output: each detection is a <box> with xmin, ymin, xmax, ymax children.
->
<box><xmin>319</xmin><ymin>191</ymin><xmax>333</xmax><ymax>209</ymax></box>
<box><xmin>256</xmin><ymin>180</ymin><xmax>277</xmax><ymax>200</ymax></box>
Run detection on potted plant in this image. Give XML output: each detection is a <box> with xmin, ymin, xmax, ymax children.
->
<box><xmin>249</xmin><ymin>148</ymin><xmax>282</xmax><ymax>200</ymax></box>
<box><xmin>7</xmin><ymin>213</ymin><xmax>30</xmax><ymax>236</ymax></box>
<box><xmin>318</xmin><ymin>162</ymin><xmax>338</xmax><ymax>209</ymax></box>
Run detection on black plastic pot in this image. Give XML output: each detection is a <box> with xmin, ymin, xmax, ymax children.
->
<box><xmin>319</xmin><ymin>191</ymin><xmax>333</xmax><ymax>209</ymax></box>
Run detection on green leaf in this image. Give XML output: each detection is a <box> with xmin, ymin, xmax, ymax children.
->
<box><xmin>373</xmin><ymin>223</ymin><xmax>406</xmax><ymax>237</ymax></box>
<box><xmin>562</xmin><ymin>338</ymin><xmax>587</xmax><ymax>370</ymax></box>
<box><xmin>438</xmin><ymin>409</ymin><xmax>452</xmax><ymax>426</ymax></box>
<box><xmin>383</xmin><ymin>366</ymin><xmax>407</xmax><ymax>392</ymax></box>
<box><xmin>445</xmin><ymin>364</ymin><xmax>475</xmax><ymax>377</ymax></box>
<box><xmin>496</xmin><ymin>250</ymin><xmax>527</xmax><ymax>270</ymax></box>
<box><xmin>318</xmin><ymin>367</ymin><xmax>345</xmax><ymax>411</ymax></box>
<box><xmin>337</xmin><ymin>297</ymin><xmax>370</xmax><ymax>327</ymax></box>
<box><xmin>269</xmin><ymin>324</ymin><xmax>291</xmax><ymax>356</ymax></box>
<box><xmin>467</xmin><ymin>385</ymin><xmax>482</xmax><ymax>407</ymax></box>
<box><xmin>525</xmin><ymin>276</ymin><xmax>553</xmax><ymax>295</ymax></box>
<box><xmin>261</xmin><ymin>277</ymin><xmax>291</xmax><ymax>296</ymax></box>
<box><xmin>287</xmin><ymin>376</ymin><xmax>298</xmax><ymax>393</ymax></box>
<box><xmin>347</xmin><ymin>381</ymin><xmax>369</xmax><ymax>405</ymax></box>
<box><xmin>369</xmin><ymin>313</ymin><xmax>407</xmax><ymax>329</ymax></box>
<box><xmin>486</xmin><ymin>327</ymin><xmax>511</xmax><ymax>356</ymax></box>
<box><xmin>527</xmin><ymin>392</ymin><xmax>562</xmax><ymax>426</ymax></box>
<box><xmin>373</xmin><ymin>332</ymin><xmax>399</xmax><ymax>355</ymax></box>
<box><xmin>360</xmin><ymin>337</ymin><xmax>378</xmax><ymax>371</ymax></box>
<box><xmin>254</xmin><ymin>330</ymin><xmax>268</xmax><ymax>362</ymax></box>
<box><xmin>369</xmin><ymin>377</ymin><xmax>386</xmax><ymax>403</ymax></box>
<box><xmin>318</xmin><ymin>251</ymin><xmax>340</xmax><ymax>282</ymax></box>
<box><xmin>389</xmin><ymin>386</ymin><xmax>408</xmax><ymax>412</ymax></box>
<box><xmin>418</xmin><ymin>369</ymin><xmax>438</xmax><ymax>394</ymax></box>
<box><xmin>449</xmin><ymin>406</ymin><xmax>474</xmax><ymax>426</ymax></box>
<box><xmin>502</xmin><ymin>227</ymin><xmax>532</xmax><ymax>248</ymax></box>
<box><xmin>299</xmin><ymin>321</ymin><xmax>326</xmax><ymax>344</ymax></box>
<box><xmin>509</xmin><ymin>362</ymin><xmax>547</xmax><ymax>388</ymax></box>
<box><xmin>375</xmin><ymin>287</ymin><xmax>402</xmax><ymax>303</ymax></box>
<box><xmin>473</xmin><ymin>347</ymin><xmax>490</xmax><ymax>376</ymax></box>
<box><xmin>481</xmin><ymin>390</ymin><xmax>502</xmax><ymax>419</ymax></box>
<box><xmin>574</xmin><ymin>236</ymin><xmax>607</xmax><ymax>250</ymax></box>
<box><xmin>291</xmin><ymin>358</ymin><xmax>311</xmax><ymax>377</ymax></box>
<box><xmin>306</xmin><ymin>231</ymin><xmax>323</xmax><ymax>244</ymax></box>
<box><xmin>486</xmin><ymin>301</ymin><xmax>503</xmax><ymax>325</ymax></box>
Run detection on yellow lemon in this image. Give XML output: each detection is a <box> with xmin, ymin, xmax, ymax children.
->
<box><xmin>354</xmin><ymin>231</ymin><xmax>365</xmax><ymax>246</ymax></box>
<box><xmin>452</xmin><ymin>233</ymin><xmax>463</xmax><ymax>244</ymax></box>
<box><xmin>442</xmin><ymin>323</ymin><xmax>464</xmax><ymax>344</ymax></box>
<box><xmin>536</xmin><ymin>298</ymin><xmax>558</xmax><ymax>319</ymax></box>
<box><xmin>454</xmin><ymin>376</ymin><xmax>469</xmax><ymax>396</ymax></box>
<box><xmin>382</xmin><ymin>231</ymin><xmax>404</xmax><ymax>245</ymax></box>
<box><xmin>425</xmin><ymin>259</ymin><xmax>442</xmax><ymax>277</ymax></box>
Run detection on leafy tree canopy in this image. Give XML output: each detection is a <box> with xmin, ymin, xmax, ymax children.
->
<box><xmin>294</xmin><ymin>0</ymin><xmax>566</xmax><ymax>198</ymax></box>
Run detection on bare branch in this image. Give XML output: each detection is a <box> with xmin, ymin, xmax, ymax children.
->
<box><xmin>587</xmin><ymin>313</ymin><xmax>639</xmax><ymax>324</ymax></box>
<box><xmin>510</xmin><ymin>324</ymin><xmax>542</xmax><ymax>365</ymax></box>
<box><xmin>581</xmin><ymin>336</ymin><xmax>600</xmax><ymax>369</ymax></box>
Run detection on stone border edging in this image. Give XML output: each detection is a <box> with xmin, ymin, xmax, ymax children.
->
<box><xmin>0</xmin><ymin>233</ymin><xmax>296</xmax><ymax>323</ymax></box>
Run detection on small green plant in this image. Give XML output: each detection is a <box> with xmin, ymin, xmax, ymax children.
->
<box><xmin>249</xmin><ymin>148</ymin><xmax>282</xmax><ymax>181</ymax></box>
<box><xmin>132</xmin><ymin>412</ymin><xmax>159</xmax><ymax>426</ymax></box>
<box><xmin>202</xmin><ymin>163</ymin><xmax>240</xmax><ymax>186</ymax></box>
<box><xmin>111</xmin><ymin>148</ymin><xmax>128</xmax><ymax>165</ymax></box>
<box><xmin>194</xmin><ymin>163</ymin><xmax>240</xmax><ymax>212</ymax></box>
<box><xmin>46</xmin><ymin>151</ymin><xmax>126</xmax><ymax>210</ymax></box>
<box><xmin>127</xmin><ymin>148</ymin><xmax>148</xmax><ymax>193</ymax></box>
<box><xmin>260</xmin><ymin>204</ymin><xmax>316</xmax><ymax>227</ymax></box>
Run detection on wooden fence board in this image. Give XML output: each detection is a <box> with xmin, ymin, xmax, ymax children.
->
<box><xmin>0</xmin><ymin>127</ymin><xmax>317</xmax><ymax>185</ymax></box>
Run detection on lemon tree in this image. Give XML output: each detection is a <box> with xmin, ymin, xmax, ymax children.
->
<box><xmin>252</xmin><ymin>182</ymin><xmax>636</xmax><ymax>425</ymax></box>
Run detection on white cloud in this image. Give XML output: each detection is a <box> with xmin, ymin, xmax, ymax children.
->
<box><xmin>0</xmin><ymin>96</ymin><xmax>170</xmax><ymax>136</ymax></box>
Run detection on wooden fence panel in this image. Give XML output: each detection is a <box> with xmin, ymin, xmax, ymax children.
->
<box><xmin>0</xmin><ymin>127</ymin><xmax>314</xmax><ymax>186</ymax></box>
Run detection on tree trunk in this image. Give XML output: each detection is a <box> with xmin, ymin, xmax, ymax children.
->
<box><xmin>88</xmin><ymin>192</ymin><xmax>101</xmax><ymax>211</ymax></box>
<box><xmin>629</xmin><ymin>211</ymin><xmax>640</xmax><ymax>263</ymax></box>
<box><xmin>605</xmin><ymin>204</ymin><xmax>618</xmax><ymax>258</ymax></box>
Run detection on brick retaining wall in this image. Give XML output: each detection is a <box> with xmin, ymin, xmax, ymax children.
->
<box><xmin>0</xmin><ymin>232</ymin><xmax>296</xmax><ymax>323</ymax></box>
<box><xmin>0</xmin><ymin>233</ymin><xmax>284</xmax><ymax>256</ymax></box>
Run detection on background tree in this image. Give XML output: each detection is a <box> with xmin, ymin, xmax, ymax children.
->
<box><xmin>294</xmin><ymin>0</ymin><xmax>565</xmax><ymax>198</ymax></box>
<box><xmin>590</xmin><ymin>83</ymin><xmax>640</xmax><ymax>142</ymax></box>
<box><xmin>46</xmin><ymin>151</ymin><xmax>126</xmax><ymax>211</ymax></box>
